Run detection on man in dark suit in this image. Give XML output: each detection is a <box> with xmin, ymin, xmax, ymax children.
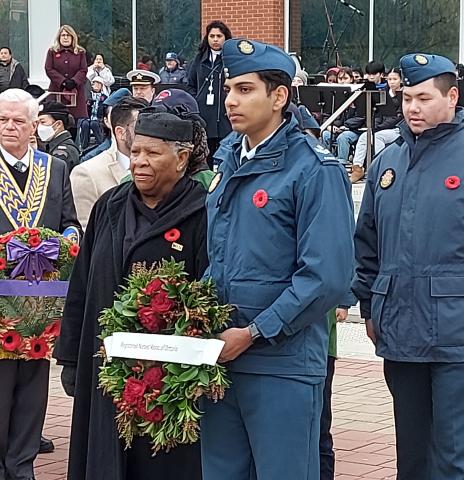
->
<box><xmin>0</xmin><ymin>88</ymin><xmax>80</xmax><ymax>480</ymax></box>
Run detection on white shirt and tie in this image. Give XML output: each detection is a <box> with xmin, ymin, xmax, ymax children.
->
<box><xmin>0</xmin><ymin>145</ymin><xmax>31</xmax><ymax>173</ymax></box>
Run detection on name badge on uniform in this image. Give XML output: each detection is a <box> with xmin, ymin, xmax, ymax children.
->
<box><xmin>206</xmin><ymin>94</ymin><xmax>215</xmax><ymax>105</ymax></box>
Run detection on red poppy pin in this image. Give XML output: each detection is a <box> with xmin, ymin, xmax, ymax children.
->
<box><xmin>445</xmin><ymin>176</ymin><xmax>460</xmax><ymax>190</ymax></box>
<box><xmin>55</xmin><ymin>53</ymin><xmax>61</xmax><ymax>58</ymax></box>
<box><xmin>252</xmin><ymin>189</ymin><xmax>269</xmax><ymax>208</ymax></box>
<box><xmin>164</xmin><ymin>228</ymin><xmax>181</xmax><ymax>242</ymax></box>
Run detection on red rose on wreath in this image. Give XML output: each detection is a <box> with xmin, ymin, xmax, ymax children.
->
<box><xmin>123</xmin><ymin>377</ymin><xmax>147</xmax><ymax>405</ymax></box>
<box><xmin>28</xmin><ymin>228</ymin><xmax>41</xmax><ymax>237</ymax></box>
<box><xmin>69</xmin><ymin>244</ymin><xmax>80</xmax><ymax>257</ymax></box>
<box><xmin>0</xmin><ymin>331</ymin><xmax>22</xmax><ymax>351</ymax></box>
<box><xmin>138</xmin><ymin>307</ymin><xmax>167</xmax><ymax>333</ymax></box>
<box><xmin>142</xmin><ymin>278</ymin><xmax>163</xmax><ymax>296</ymax></box>
<box><xmin>150</xmin><ymin>291</ymin><xmax>175</xmax><ymax>313</ymax></box>
<box><xmin>43</xmin><ymin>320</ymin><xmax>61</xmax><ymax>338</ymax></box>
<box><xmin>143</xmin><ymin>366</ymin><xmax>165</xmax><ymax>390</ymax></box>
<box><xmin>445</xmin><ymin>176</ymin><xmax>460</xmax><ymax>189</ymax></box>
<box><xmin>28</xmin><ymin>236</ymin><xmax>41</xmax><ymax>248</ymax></box>
<box><xmin>252</xmin><ymin>189</ymin><xmax>269</xmax><ymax>208</ymax></box>
<box><xmin>0</xmin><ymin>258</ymin><xmax>6</xmax><ymax>270</ymax></box>
<box><xmin>26</xmin><ymin>337</ymin><xmax>49</xmax><ymax>359</ymax></box>
<box><xmin>164</xmin><ymin>228</ymin><xmax>180</xmax><ymax>242</ymax></box>
<box><xmin>137</xmin><ymin>401</ymin><xmax>164</xmax><ymax>423</ymax></box>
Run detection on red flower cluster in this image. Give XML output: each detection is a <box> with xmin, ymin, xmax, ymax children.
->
<box><xmin>138</xmin><ymin>307</ymin><xmax>166</xmax><ymax>333</ymax></box>
<box><xmin>28</xmin><ymin>236</ymin><xmax>41</xmax><ymax>248</ymax></box>
<box><xmin>138</xmin><ymin>279</ymin><xmax>175</xmax><ymax>333</ymax></box>
<box><xmin>121</xmin><ymin>368</ymin><xmax>165</xmax><ymax>423</ymax></box>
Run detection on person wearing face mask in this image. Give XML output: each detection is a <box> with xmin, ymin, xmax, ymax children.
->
<box><xmin>37</xmin><ymin>101</ymin><xmax>79</xmax><ymax>173</ymax></box>
<box><xmin>70</xmin><ymin>96</ymin><xmax>148</xmax><ymax>229</ymax></box>
<box><xmin>187</xmin><ymin>20</ymin><xmax>232</xmax><ymax>167</ymax></box>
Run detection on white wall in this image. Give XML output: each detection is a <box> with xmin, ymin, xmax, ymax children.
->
<box><xmin>28</xmin><ymin>0</ymin><xmax>60</xmax><ymax>87</ymax></box>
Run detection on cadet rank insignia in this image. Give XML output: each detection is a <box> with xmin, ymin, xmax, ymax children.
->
<box><xmin>238</xmin><ymin>40</ymin><xmax>254</xmax><ymax>55</ymax></box>
<box><xmin>414</xmin><ymin>55</ymin><xmax>428</xmax><ymax>65</ymax></box>
<box><xmin>379</xmin><ymin>169</ymin><xmax>395</xmax><ymax>189</ymax></box>
<box><xmin>208</xmin><ymin>172</ymin><xmax>222</xmax><ymax>193</ymax></box>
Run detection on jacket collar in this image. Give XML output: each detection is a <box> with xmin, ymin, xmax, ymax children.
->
<box><xmin>400</xmin><ymin>108</ymin><xmax>464</xmax><ymax>147</ymax></box>
<box><xmin>215</xmin><ymin>114</ymin><xmax>298</xmax><ymax>175</ymax></box>
<box><xmin>48</xmin><ymin>130</ymin><xmax>73</xmax><ymax>151</ymax></box>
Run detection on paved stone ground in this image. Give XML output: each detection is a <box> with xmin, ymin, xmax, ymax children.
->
<box><xmin>35</xmin><ymin>322</ymin><xmax>397</xmax><ymax>479</ymax></box>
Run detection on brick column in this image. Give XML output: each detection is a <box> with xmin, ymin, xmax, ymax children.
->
<box><xmin>201</xmin><ymin>0</ymin><xmax>285</xmax><ymax>48</ymax></box>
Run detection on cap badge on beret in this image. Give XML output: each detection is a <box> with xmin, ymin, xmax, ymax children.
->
<box><xmin>414</xmin><ymin>55</ymin><xmax>428</xmax><ymax>66</ymax></box>
<box><xmin>238</xmin><ymin>40</ymin><xmax>255</xmax><ymax>55</ymax></box>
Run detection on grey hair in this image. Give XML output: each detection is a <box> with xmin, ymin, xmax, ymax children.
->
<box><xmin>0</xmin><ymin>89</ymin><xmax>39</xmax><ymax>120</ymax></box>
<box><xmin>166</xmin><ymin>140</ymin><xmax>194</xmax><ymax>155</ymax></box>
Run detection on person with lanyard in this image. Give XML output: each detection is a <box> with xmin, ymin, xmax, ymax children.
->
<box><xmin>353</xmin><ymin>53</ymin><xmax>464</xmax><ymax>480</ymax></box>
<box><xmin>202</xmin><ymin>39</ymin><xmax>354</xmax><ymax>480</ymax></box>
<box><xmin>187</xmin><ymin>20</ymin><xmax>232</xmax><ymax>167</ymax></box>
<box><xmin>0</xmin><ymin>88</ymin><xmax>80</xmax><ymax>480</ymax></box>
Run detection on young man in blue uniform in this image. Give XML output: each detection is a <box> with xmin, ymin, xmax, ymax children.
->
<box><xmin>353</xmin><ymin>53</ymin><xmax>464</xmax><ymax>480</ymax></box>
<box><xmin>202</xmin><ymin>39</ymin><xmax>354</xmax><ymax>480</ymax></box>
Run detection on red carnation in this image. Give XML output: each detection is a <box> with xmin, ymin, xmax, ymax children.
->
<box><xmin>28</xmin><ymin>228</ymin><xmax>41</xmax><ymax>237</ymax></box>
<box><xmin>0</xmin><ymin>331</ymin><xmax>22</xmax><ymax>352</ymax></box>
<box><xmin>142</xmin><ymin>278</ymin><xmax>163</xmax><ymax>296</ymax></box>
<box><xmin>137</xmin><ymin>402</ymin><xmax>164</xmax><ymax>423</ymax></box>
<box><xmin>253</xmin><ymin>189</ymin><xmax>269</xmax><ymax>208</ymax></box>
<box><xmin>16</xmin><ymin>227</ymin><xmax>27</xmax><ymax>234</ymax></box>
<box><xmin>26</xmin><ymin>337</ymin><xmax>49</xmax><ymax>359</ymax></box>
<box><xmin>43</xmin><ymin>320</ymin><xmax>61</xmax><ymax>338</ymax></box>
<box><xmin>28</xmin><ymin>236</ymin><xmax>41</xmax><ymax>248</ymax></box>
<box><xmin>164</xmin><ymin>228</ymin><xmax>180</xmax><ymax>243</ymax></box>
<box><xmin>143</xmin><ymin>366</ymin><xmax>165</xmax><ymax>390</ymax></box>
<box><xmin>69</xmin><ymin>244</ymin><xmax>80</xmax><ymax>257</ymax></box>
<box><xmin>445</xmin><ymin>176</ymin><xmax>461</xmax><ymax>190</ymax></box>
<box><xmin>138</xmin><ymin>307</ymin><xmax>167</xmax><ymax>333</ymax></box>
<box><xmin>0</xmin><ymin>257</ymin><xmax>6</xmax><ymax>270</ymax></box>
<box><xmin>122</xmin><ymin>377</ymin><xmax>147</xmax><ymax>405</ymax></box>
<box><xmin>150</xmin><ymin>291</ymin><xmax>175</xmax><ymax>313</ymax></box>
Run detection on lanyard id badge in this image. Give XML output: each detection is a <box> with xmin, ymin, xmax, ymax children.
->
<box><xmin>206</xmin><ymin>77</ymin><xmax>214</xmax><ymax>105</ymax></box>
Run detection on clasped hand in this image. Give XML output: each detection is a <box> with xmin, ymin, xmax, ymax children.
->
<box><xmin>218</xmin><ymin>327</ymin><xmax>252</xmax><ymax>363</ymax></box>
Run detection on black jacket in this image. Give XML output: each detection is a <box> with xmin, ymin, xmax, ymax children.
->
<box><xmin>1</xmin><ymin>59</ymin><xmax>29</xmax><ymax>91</ymax></box>
<box><xmin>374</xmin><ymin>89</ymin><xmax>403</xmax><ymax>131</ymax></box>
<box><xmin>187</xmin><ymin>49</ymin><xmax>231</xmax><ymax>139</ymax></box>
<box><xmin>0</xmin><ymin>154</ymin><xmax>79</xmax><ymax>234</ymax></box>
<box><xmin>45</xmin><ymin>131</ymin><xmax>80</xmax><ymax>173</ymax></box>
<box><xmin>54</xmin><ymin>178</ymin><xmax>207</xmax><ymax>480</ymax></box>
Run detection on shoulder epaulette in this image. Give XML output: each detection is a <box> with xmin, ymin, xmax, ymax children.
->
<box><xmin>304</xmin><ymin>136</ymin><xmax>339</xmax><ymax>165</ymax></box>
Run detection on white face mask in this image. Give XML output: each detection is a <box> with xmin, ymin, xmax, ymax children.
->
<box><xmin>37</xmin><ymin>124</ymin><xmax>55</xmax><ymax>142</ymax></box>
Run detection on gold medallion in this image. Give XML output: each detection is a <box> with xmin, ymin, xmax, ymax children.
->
<box><xmin>380</xmin><ymin>169</ymin><xmax>395</xmax><ymax>189</ymax></box>
<box><xmin>414</xmin><ymin>55</ymin><xmax>428</xmax><ymax>65</ymax></box>
<box><xmin>238</xmin><ymin>40</ymin><xmax>255</xmax><ymax>55</ymax></box>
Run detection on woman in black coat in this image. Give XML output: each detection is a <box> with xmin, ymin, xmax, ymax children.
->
<box><xmin>54</xmin><ymin>112</ymin><xmax>207</xmax><ymax>480</ymax></box>
<box><xmin>187</xmin><ymin>20</ymin><xmax>232</xmax><ymax>166</ymax></box>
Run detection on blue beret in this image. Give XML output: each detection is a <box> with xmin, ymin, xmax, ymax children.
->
<box><xmin>400</xmin><ymin>53</ymin><xmax>456</xmax><ymax>87</ymax></box>
<box><xmin>223</xmin><ymin>39</ymin><xmax>296</xmax><ymax>80</ymax></box>
<box><xmin>103</xmin><ymin>88</ymin><xmax>131</xmax><ymax>107</ymax></box>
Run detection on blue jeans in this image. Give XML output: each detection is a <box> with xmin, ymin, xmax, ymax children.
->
<box><xmin>336</xmin><ymin>130</ymin><xmax>360</xmax><ymax>163</ymax></box>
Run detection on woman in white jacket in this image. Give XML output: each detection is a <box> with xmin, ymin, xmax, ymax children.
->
<box><xmin>87</xmin><ymin>54</ymin><xmax>114</xmax><ymax>96</ymax></box>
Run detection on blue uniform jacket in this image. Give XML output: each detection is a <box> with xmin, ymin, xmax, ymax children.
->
<box><xmin>206</xmin><ymin>116</ymin><xmax>355</xmax><ymax>376</ymax></box>
<box><xmin>353</xmin><ymin>109</ymin><xmax>464</xmax><ymax>362</ymax></box>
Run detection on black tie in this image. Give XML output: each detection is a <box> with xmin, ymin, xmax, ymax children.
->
<box><xmin>13</xmin><ymin>161</ymin><xmax>27</xmax><ymax>173</ymax></box>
